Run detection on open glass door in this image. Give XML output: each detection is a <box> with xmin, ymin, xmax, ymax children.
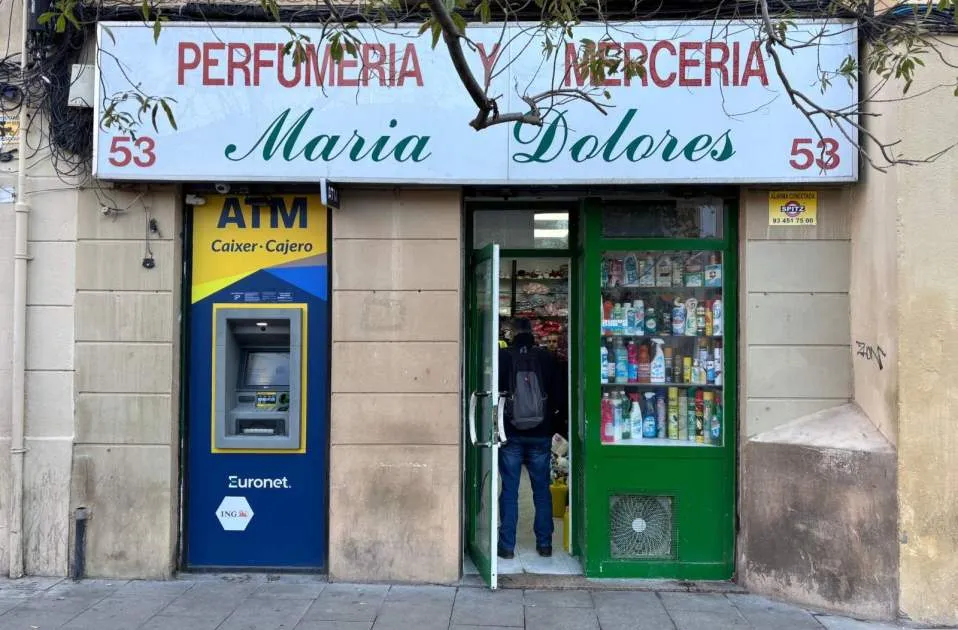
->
<box><xmin>466</xmin><ymin>243</ymin><xmax>504</xmax><ymax>588</ymax></box>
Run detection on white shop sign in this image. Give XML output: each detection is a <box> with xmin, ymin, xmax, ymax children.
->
<box><xmin>93</xmin><ymin>20</ymin><xmax>858</xmax><ymax>184</ymax></box>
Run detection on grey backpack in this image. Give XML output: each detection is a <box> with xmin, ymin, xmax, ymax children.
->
<box><xmin>506</xmin><ymin>347</ymin><xmax>547</xmax><ymax>430</ymax></box>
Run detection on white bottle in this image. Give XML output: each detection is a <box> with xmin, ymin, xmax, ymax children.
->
<box><xmin>600</xmin><ymin>343</ymin><xmax>609</xmax><ymax>384</ymax></box>
<box><xmin>650</xmin><ymin>338</ymin><xmax>666</xmax><ymax>384</ymax></box>
<box><xmin>712</xmin><ymin>299</ymin><xmax>724</xmax><ymax>336</ymax></box>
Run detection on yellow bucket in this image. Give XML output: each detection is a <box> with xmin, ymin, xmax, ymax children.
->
<box><xmin>550</xmin><ymin>482</ymin><xmax>567</xmax><ymax>518</ymax></box>
<box><xmin>563</xmin><ymin>505</ymin><xmax>571</xmax><ymax>552</ymax></box>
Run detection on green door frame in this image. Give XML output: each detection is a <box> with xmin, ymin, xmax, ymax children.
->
<box><xmin>580</xmin><ymin>196</ymin><xmax>739</xmax><ymax>580</ymax></box>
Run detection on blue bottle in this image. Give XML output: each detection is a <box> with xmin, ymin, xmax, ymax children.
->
<box><xmin>642</xmin><ymin>392</ymin><xmax>658</xmax><ymax>438</ymax></box>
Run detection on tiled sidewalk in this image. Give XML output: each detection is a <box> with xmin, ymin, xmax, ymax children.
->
<box><xmin>0</xmin><ymin>575</ymin><xmax>933</xmax><ymax>630</ymax></box>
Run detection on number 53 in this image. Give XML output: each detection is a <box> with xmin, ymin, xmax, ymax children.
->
<box><xmin>789</xmin><ymin>138</ymin><xmax>840</xmax><ymax>171</ymax></box>
<box><xmin>107</xmin><ymin>136</ymin><xmax>156</xmax><ymax>168</ymax></box>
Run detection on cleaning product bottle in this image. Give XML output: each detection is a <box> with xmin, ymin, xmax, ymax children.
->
<box><xmin>633</xmin><ymin>300</ymin><xmax>645</xmax><ymax>330</ymax></box>
<box><xmin>600</xmin><ymin>342</ymin><xmax>609</xmax><ymax>385</ymax></box>
<box><xmin>627</xmin><ymin>341</ymin><xmax>639</xmax><ymax>383</ymax></box>
<box><xmin>696</xmin><ymin>305</ymin><xmax>706</xmax><ymax>336</ymax></box>
<box><xmin>637</xmin><ymin>344</ymin><xmax>651</xmax><ymax>383</ymax></box>
<box><xmin>687</xmin><ymin>388</ymin><xmax>698</xmax><ymax>440</ymax></box>
<box><xmin>601</xmin><ymin>392</ymin><xmax>614</xmax><ymax>443</ymax></box>
<box><xmin>711</xmin><ymin>393</ymin><xmax>723</xmax><ymax>445</ymax></box>
<box><xmin>692</xmin><ymin>357</ymin><xmax>702</xmax><ymax>384</ymax></box>
<box><xmin>624</xmin><ymin>254</ymin><xmax>639</xmax><ymax>286</ymax></box>
<box><xmin>712</xmin><ymin>299</ymin><xmax>724</xmax><ymax>336</ymax></box>
<box><xmin>694</xmin><ymin>390</ymin><xmax>705</xmax><ymax>443</ymax></box>
<box><xmin>684</xmin><ymin>298</ymin><xmax>698</xmax><ymax>336</ymax></box>
<box><xmin>642</xmin><ymin>392</ymin><xmax>657</xmax><ymax>438</ymax></box>
<box><xmin>614</xmin><ymin>339</ymin><xmax>628</xmax><ymax>383</ymax></box>
<box><xmin>705</xmin><ymin>300</ymin><xmax>713</xmax><ymax>336</ymax></box>
<box><xmin>656</xmin><ymin>391</ymin><xmax>666</xmax><ymax>438</ymax></box>
<box><xmin>645</xmin><ymin>307</ymin><xmax>657</xmax><ymax>335</ymax></box>
<box><xmin>612</xmin><ymin>391</ymin><xmax>623</xmax><ymax>441</ymax></box>
<box><xmin>714</xmin><ymin>345</ymin><xmax>723</xmax><ymax>386</ymax></box>
<box><xmin>667</xmin><ymin>387</ymin><xmax>679</xmax><ymax>439</ymax></box>
<box><xmin>650</xmin><ymin>339</ymin><xmax>666</xmax><ymax>384</ymax></box>
<box><xmin>664</xmin><ymin>347</ymin><xmax>674</xmax><ymax>382</ymax></box>
<box><xmin>625</xmin><ymin>303</ymin><xmax>636</xmax><ymax>335</ymax></box>
<box><xmin>630</xmin><ymin>394</ymin><xmax>643</xmax><ymax>438</ymax></box>
<box><xmin>702</xmin><ymin>391</ymin><xmax>714</xmax><ymax>445</ymax></box>
<box><xmin>671</xmin><ymin>298</ymin><xmax>686</xmax><ymax>336</ymax></box>
<box><xmin>620</xmin><ymin>392</ymin><xmax>632</xmax><ymax>440</ymax></box>
<box><xmin>606</xmin><ymin>337</ymin><xmax>616</xmax><ymax>383</ymax></box>
<box><xmin>678</xmin><ymin>391</ymin><xmax>689</xmax><ymax>440</ymax></box>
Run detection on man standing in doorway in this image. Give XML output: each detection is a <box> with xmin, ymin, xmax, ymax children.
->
<box><xmin>497</xmin><ymin>318</ymin><xmax>566</xmax><ymax>559</ymax></box>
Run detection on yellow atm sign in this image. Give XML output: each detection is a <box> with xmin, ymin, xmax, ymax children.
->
<box><xmin>191</xmin><ymin>194</ymin><xmax>328</xmax><ymax>303</ymax></box>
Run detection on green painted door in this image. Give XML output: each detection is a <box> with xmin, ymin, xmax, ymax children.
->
<box><xmin>465</xmin><ymin>243</ymin><xmax>504</xmax><ymax>588</ymax></box>
<box><xmin>580</xmin><ymin>197</ymin><xmax>738</xmax><ymax>580</ymax></box>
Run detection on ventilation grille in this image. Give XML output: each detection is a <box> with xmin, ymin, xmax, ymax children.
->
<box><xmin>609</xmin><ymin>495</ymin><xmax>674</xmax><ymax>558</ymax></box>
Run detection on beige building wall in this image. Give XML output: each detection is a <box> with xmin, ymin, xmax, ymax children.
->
<box><xmin>741</xmin><ymin>189</ymin><xmax>853</xmax><ymax>437</ymax></box>
<box><xmin>882</xmin><ymin>47</ymin><xmax>958</xmax><ymax>626</ymax></box>
<box><xmin>328</xmin><ymin>188</ymin><xmax>462</xmax><ymax>583</ymax></box>
<box><xmin>72</xmin><ymin>187</ymin><xmax>181</xmax><ymax>578</ymax></box>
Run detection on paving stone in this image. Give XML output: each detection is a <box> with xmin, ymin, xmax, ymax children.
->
<box><xmin>0</xmin><ymin>607</ymin><xmax>81</xmax><ymax>629</ymax></box>
<box><xmin>302</xmin><ymin>584</ymin><xmax>389</xmax><ymax>623</ymax></box>
<box><xmin>386</xmin><ymin>585</ymin><xmax>457</xmax><ymax>605</ymax></box>
<box><xmin>669</xmin><ymin>610</ymin><xmax>751</xmax><ymax>630</ymax></box>
<box><xmin>217</xmin><ymin>597</ymin><xmax>313</xmax><ymax>630</ymax></box>
<box><xmin>742</xmin><ymin>610</ymin><xmax>825</xmax><ymax>630</ymax></box>
<box><xmin>0</xmin><ymin>577</ymin><xmax>64</xmax><ymax>598</ymax></box>
<box><xmin>659</xmin><ymin>592</ymin><xmax>738</xmax><ymax>614</ymax></box>
<box><xmin>524</xmin><ymin>605</ymin><xmax>599</xmax><ymax>630</ymax></box>
<box><xmin>727</xmin><ymin>593</ymin><xmax>813</xmax><ymax>614</ymax></box>
<box><xmin>523</xmin><ymin>589</ymin><xmax>593</xmax><ymax>608</ymax></box>
<box><xmin>294</xmin><ymin>622</ymin><xmax>374</xmax><ymax>630</ymax></box>
<box><xmin>0</xmin><ymin>598</ymin><xmax>23</xmax><ymax>615</ymax></box>
<box><xmin>592</xmin><ymin>590</ymin><xmax>665</xmax><ymax>611</ymax></box>
<box><xmin>596</xmin><ymin>606</ymin><xmax>676</xmax><ymax>630</ymax></box>
<box><xmin>61</xmin><ymin>595</ymin><xmax>173</xmax><ymax>630</ymax></box>
<box><xmin>451</xmin><ymin>588</ymin><xmax>524</xmax><ymax>627</ymax></box>
<box><xmin>138</xmin><ymin>614</ymin><xmax>227</xmax><ymax>630</ymax></box>
<box><xmin>251</xmin><ymin>582</ymin><xmax>328</xmax><ymax>600</ymax></box>
<box><xmin>160</xmin><ymin>581</ymin><xmax>261</xmax><ymax>619</ymax></box>
<box><xmin>450</xmin><ymin>627</ymin><xmax>523</xmax><ymax>630</ymax></box>
<box><xmin>373</xmin><ymin>602</ymin><xmax>453</xmax><ymax>630</ymax></box>
<box><xmin>114</xmin><ymin>580</ymin><xmax>195</xmax><ymax>598</ymax></box>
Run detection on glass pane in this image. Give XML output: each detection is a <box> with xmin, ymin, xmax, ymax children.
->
<box><xmin>598</xmin><ymin>250</ymin><xmax>725</xmax><ymax>447</ymax></box>
<box><xmin>602</xmin><ymin>199</ymin><xmax>723</xmax><ymax>239</ymax></box>
<box><xmin>474</xmin><ymin>210</ymin><xmax>569</xmax><ymax>249</ymax></box>
<box><xmin>500</xmin><ymin>257</ymin><xmax>570</xmax><ymax>360</ymax></box>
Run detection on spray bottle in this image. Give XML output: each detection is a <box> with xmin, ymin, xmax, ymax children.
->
<box><xmin>650</xmin><ymin>339</ymin><xmax>666</xmax><ymax>384</ymax></box>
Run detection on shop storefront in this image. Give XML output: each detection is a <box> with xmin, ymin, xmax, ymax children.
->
<box><xmin>88</xmin><ymin>17</ymin><xmax>858</xmax><ymax>586</ymax></box>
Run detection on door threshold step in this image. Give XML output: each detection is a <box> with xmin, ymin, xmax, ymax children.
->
<box><xmin>468</xmin><ymin>573</ymin><xmax>745</xmax><ymax>592</ymax></box>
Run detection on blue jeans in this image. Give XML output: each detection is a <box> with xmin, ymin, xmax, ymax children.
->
<box><xmin>498</xmin><ymin>435</ymin><xmax>554</xmax><ymax>551</ymax></box>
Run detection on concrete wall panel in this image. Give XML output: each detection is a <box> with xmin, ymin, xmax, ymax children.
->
<box><xmin>744</xmin><ymin>188</ymin><xmax>851</xmax><ymax>241</ymax></box>
<box><xmin>25</xmin><ymin>306</ymin><xmax>75</xmax><ymax>371</ymax></box>
<box><xmin>29</xmin><ymin>188</ymin><xmax>79</xmax><ymax>242</ymax></box>
<box><xmin>745</xmin><ymin>398</ymin><xmax>847</xmax><ymax>438</ymax></box>
<box><xmin>747</xmin><ymin>293</ymin><xmax>850</xmax><ymax>346</ymax></box>
<box><xmin>76</xmin><ymin>241</ymin><xmax>176</xmax><ymax>291</ymax></box>
<box><xmin>332</xmin><ymin>290</ymin><xmax>459</xmax><ymax>342</ymax></box>
<box><xmin>75</xmin><ymin>343</ymin><xmax>173</xmax><ymax>394</ymax></box>
<box><xmin>23</xmin><ymin>438</ymin><xmax>73</xmax><ymax>576</ymax></box>
<box><xmin>336</xmin><ymin>188</ymin><xmax>461</xmax><ymax>239</ymax></box>
<box><xmin>331</xmin><ymin>393</ymin><xmax>459</xmax><ymax>446</ymax></box>
<box><xmin>328</xmin><ymin>444</ymin><xmax>459</xmax><ymax>583</ymax></box>
<box><xmin>747</xmin><ymin>346</ymin><xmax>852</xmax><ymax>399</ymax></box>
<box><xmin>332</xmin><ymin>342</ymin><xmax>459</xmax><ymax>394</ymax></box>
<box><xmin>25</xmin><ymin>371</ymin><xmax>75</xmax><ymax>438</ymax></box>
<box><xmin>333</xmin><ymin>240</ymin><xmax>460</xmax><ymax>291</ymax></box>
<box><xmin>73</xmin><ymin>445</ymin><xmax>174</xmax><ymax>578</ymax></box>
<box><xmin>747</xmin><ymin>241</ymin><xmax>850</xmax><ymax>293</ymax></box>
<box><xmin>26</xmin><ymin>242</ymin><xmax>77</xmax><ymax>306</ymax></box>
<box><xmin>76</xmin><ymin>292</ymin><xmax>175</xmax><ymax>342</ymax></box>
<box><xmin>76</xmin><ymin>394</ymin><xmax>173</xmax><ymax>445</ymax></box>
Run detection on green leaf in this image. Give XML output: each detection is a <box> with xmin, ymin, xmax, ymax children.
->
<box><xmin>417</xmin><ymin>19</ymin><xmax>432</xmax><ymax>35</ymax></box>
<box><xmin>152</xmin><ymin>19</ymin><xmax>162</xmax><ymax>43</ymax></box>
<box><xmin>160</xmin><ymin>99</ymin><xmax>177</xmax><ymax>130</ymax></box>
<box><xmin>431</xmin><ymin>21</ymin><xmax>442</xmax><ymax>48</ymax></box>
<box><xmin>141</xmin><ymin>0</ymin><xmax>150</xmax><ymax>21</ymax></box>
<box><xmin>101</xmin><ymin>24</ymin><xmax>115</xmax><ymax>44</ymax></box>
<box><xmin>151</xmin><ymin>103</ymin><xmax>159</xmax><ymax>132</ymax></box>
<box><xmin>451</xmin><ymin>11</ymin><xmax>467</xmax><ymax>34</ymax></box>
<box><xmin>37</xmin><ymin>12</ymin><xmax>53</xmax><ymax>25</ymax></box>
<box><xmin>55</xmin><ymin>14</ymin><xmax>66</xmax><ymax>32</ymax></box>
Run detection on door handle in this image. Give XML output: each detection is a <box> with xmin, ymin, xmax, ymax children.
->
<box><xmin>495</xmin><ymin>398</ymin><xmax>507</xmax><ymax>445</ymax></box>
<box><xmin>468</xmin><ymin>392</ymin><xmax>479</xmax><ymax>446</ymax></box>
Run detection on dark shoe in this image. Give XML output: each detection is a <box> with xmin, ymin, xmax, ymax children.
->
<box><xmin>536</xmin><ymin>546</ymin><xmax>552</xmax><ymax>557</ymax></box>
<box><xmin>497</xmin><ymin>547</ymin><xmax>515</xmax><ymax>559</ymax></box>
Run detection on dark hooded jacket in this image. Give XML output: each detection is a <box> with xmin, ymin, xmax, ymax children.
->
<box><xmin>498</xmin><ymin>332</ymin><xmax>567</xmax><ymax>439</ymax></box>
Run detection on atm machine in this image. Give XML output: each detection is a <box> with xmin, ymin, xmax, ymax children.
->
<box><xmin>214</xmin><ymin>308</ymin><xmax>303</xmax><ymax>452</ymax></box>
<box><xmin>185</xmin><ymin>193</ymin><xmax>328</xmax><ymax>570</ymax></box>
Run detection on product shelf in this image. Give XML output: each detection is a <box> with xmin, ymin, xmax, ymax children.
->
<box><xmin>601</xmin><ymin>382</ymin><xmax>722</xmax><ymax>389</ymax></box>
<box><xmin>605</xmin><ymin>437</ymin><xmax>717</xmax><ymax>447</ymax></box>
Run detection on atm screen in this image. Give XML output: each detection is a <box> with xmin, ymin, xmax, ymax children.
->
<box><xmin>243</xmin><ymin>351</ymin><xmax>290</xmax><ymax>387</ymax></box>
